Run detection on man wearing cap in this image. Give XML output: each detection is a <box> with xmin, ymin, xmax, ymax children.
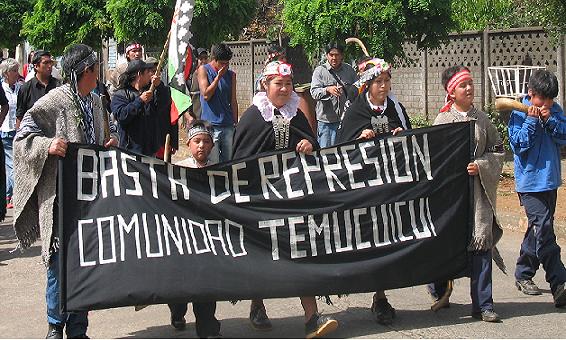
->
<box><xmin>111</xmin><ymin>59</ymin><xmax>163</xmax><ymax>156</ymax></box>
<box><xmin>13</xmin><ymin>44</ymin><xmax>118</xmax><ymax>339</ymax></box>
<box><xmin>16</xmin><ymin>50</ymin><xmax>60</xmax><ymax>128</ymax></box>
<box><xmin>310</xmin><ymin>42</ymin><xmax>358</xmax><ymax>148</ymax></box>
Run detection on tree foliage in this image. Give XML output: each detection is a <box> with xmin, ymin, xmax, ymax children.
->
<box><xmin>105</xmin><ymin>0</ymin><xmax>173</xmax><ymax>47</ymax></box>
<box><xmin>281</xmin><ymin>0</ymin><xmax>456</xmax><ymax>62</ymax></box>
<box><xmin>524</xmin><ymin>0</ymin><xmax>566</xmax><ymax>40</ymax></box>
<box><xmin>451</xmin><ymin>0</ymin><xmax>566</xmax><ymax>40</ymax></box>
<box><xmin>17</xmin><ymin>0</ymin><xmax>255</xmax><ymax>55</ymax></box>
<box><xmin>107</xmin><ymin>0</ymin><xmax>256</xmax><ymax>49</ymax></box>
<box><xmin>451</xmin><ymin>0</ymin><xmax>517</xmax><ymax>31</ymax></box>
<box><xmin>0</xmin><ymin>0</ymin><xmax>34</xmax><ymax>49</ymax></box>
<box><xmin>21</xmin><ymin>0</ymin><xmax>111</xmax><ymax>55</ymax></box>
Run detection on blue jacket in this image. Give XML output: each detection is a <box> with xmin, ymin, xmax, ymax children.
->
<box><xmin>508</xmin><ymin>96</ymin><xmax>566</xmax><ymax>192</ymax></box>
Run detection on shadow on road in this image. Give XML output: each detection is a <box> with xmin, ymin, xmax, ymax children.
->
<box><xmin>113</xmin><ymin>300</ymin><xmax>565</xmax><ymax>339</ymax></box>
<box><xmin>0</xmin><ymin>245</ymin><xmax>41</xmax><ymax>263</ymax></box>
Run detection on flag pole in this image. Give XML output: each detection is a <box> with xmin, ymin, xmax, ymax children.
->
<box><xmin>149</xmin><ymin>29</ymin><xmax>172</xmax><ymax>93</ymax></box>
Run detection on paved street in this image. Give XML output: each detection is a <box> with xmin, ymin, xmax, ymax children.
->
<box><xmin>1</xmin><ymin>208</ymin><xmax>565</xmax><ymax>339</ymax></box>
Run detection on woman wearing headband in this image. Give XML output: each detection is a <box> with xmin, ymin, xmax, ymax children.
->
<box><xmin>232</xmin><ymin>61</ymin><xmax>338</xmax><ymax>339</ymax></box>
<box><xmin>336</xmin><ymin>57</ymin><xmax>411</xmax><ymax>143</ymax></box>
<box><xmin>334</xmin><ymin>57</ymin><xmax>410</xmax><ymax>326</ymax></box>
<box><xmin>430</xmin><ymin>65</ymin><xmax>504</xmax><ymax>322</ymax></box>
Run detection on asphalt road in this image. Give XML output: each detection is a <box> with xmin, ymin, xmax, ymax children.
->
<box><xmin>1</xmin><ymin>209</ymin><xmax>565</xmax><ymax>339</ymax></box>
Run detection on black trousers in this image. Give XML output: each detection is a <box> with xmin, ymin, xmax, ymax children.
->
<box><xmin>515</xmin><ymin>190</ymin><xmax>566</xmax><ymax>293</ymax></box>
<box><xmin>168</xmin><ymin>302</ymin><xmax>220</xmax><ymax>338</ymax></box>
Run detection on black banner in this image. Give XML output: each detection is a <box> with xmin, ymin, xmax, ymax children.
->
<box><xmin>60</xmin><ymin>122</ymin><xmax>473</xmax><ymax>312</ymax></box>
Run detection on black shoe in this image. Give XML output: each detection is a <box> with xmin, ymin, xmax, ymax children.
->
<box><xmin>46</xmin><ymin>324</ymin><xmax>63</xmax><ymax>339</ymax></box>
<box><xmin>171</xmin><ymin>315</ymin><xmax>187</xmax><ymax>330</ymax></box>
<box><xmin>553</xmin><ymin>283</ymin><xmax>566</xmax><ymax>308</ymax></box>
<box><xmin>515</xmin><ymin>279</ymin><xmax>542</xmax><ymax>295</ymax></box>
<box><xmin>472</xmin><ymin>309</ymin><xmax>501</xmax><ymax>323</ymax></box>
<box><xmin>68</xmin><ymin>334</ymin><xmax>89</xmax><ymax>339</ymax></box>
<box><xmin>371</xmin><ymin>298</ymin><xmax>396</xmax><ymax>325</ymax></box>
<box><xmin>249</xmin><ymin>305</ymin><xmax>272</xmax><ymax>331</ymax></box>
<box><xmin>305</xmin><ymin>313</ymin><xmax>338</xmax><ymax>339</ymax></box>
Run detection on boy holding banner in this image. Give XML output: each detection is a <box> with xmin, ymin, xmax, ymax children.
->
<box><xmin>12</xmin><ymin>44</ymin><xmax>118</xmax><ymax>339</ymax></box>
<box><xmin>431</xmin><ymin>65</ymin><xmax>505</xmax><ymax>322</ymax></box>
<box><xmin>170</xmin><ymin>120</ymin><xmax>221</xmax><ymax>338</ymax></box>
<box><xmin>233</xmin><ymin>61</ymin><xmax>338</xmax><ymax>339</ymax></box>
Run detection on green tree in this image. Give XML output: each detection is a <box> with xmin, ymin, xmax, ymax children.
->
<box><xmin>451</xmin><ymin>0</ymin><xmax>566</xmax><ymax>40</ymax></box>
<box><xmin>451</xmin><ymin>0</ymin><xmax>517</xmax><ymax>30</ymax></box>
<box><xmin>0</xmin><ymin>0</ymin><xmax>33</xmax><ymax>49</ymax></box>
<box><xmin>281</xmin><ymin>0</ymin><xmax>456</xmax><ymax>62</ymax></box>
<box><xmin>21</xmin><ymin>0</ymin><xmax>110</xmax><ymax>55</ymax></box>
<box><xmin>106</xmin><ymin>0</ymin><xmax>256</xmax><ymax>49</ymax></box>
<box><xmin>528</xmin><ymin>0</ymin><xmax>566</xmax><ymax>40</ymax></box>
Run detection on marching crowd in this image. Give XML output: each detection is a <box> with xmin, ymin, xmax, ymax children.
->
<box><xmin>1</xmin><ymin>39</ymin><xmax>566</xmax><ymax>339</ymax></box>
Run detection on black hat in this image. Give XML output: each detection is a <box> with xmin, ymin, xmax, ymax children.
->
<box><xmin>197</xmin><ymin>48</ymin><xmax>208</xmax><ymax>57</ymax></box>
<box><xmin>125</xmin><ymin>60</ymin><xmax>152</xmax><ymax>75</ymax></box>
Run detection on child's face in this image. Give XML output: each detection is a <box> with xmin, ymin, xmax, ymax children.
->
<box><xmin>188</xmin><ymin>134</ymin><xmax>213</xmax><ymax>163</ymax></box>
<box><xmin>450</xmin><ymin>79</ymin><xmax>474</xmax><ymax>108</ymax></box>
<box><xmin>528</xmin><ymin>90</ymin><xmax>554</xmax><ymax>110</ymax></box>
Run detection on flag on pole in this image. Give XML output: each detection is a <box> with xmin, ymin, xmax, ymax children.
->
<box><xmin>168</xmin><ymin>0</ymin><xmax>197</xmax><ymax>124</ymax></box>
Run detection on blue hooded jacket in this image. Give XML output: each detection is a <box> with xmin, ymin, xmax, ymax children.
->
<box><xmin>508</xmin><ymin>96</ymin><xmax>566</xmax><ymax>192</ymax></box>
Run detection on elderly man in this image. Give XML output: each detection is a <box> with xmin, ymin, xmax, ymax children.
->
<box><xmin>13</xmin><ymin>44</ymin><xmax>118</xmax><ymax>339</ymax></box>
<box><xmin>16</xmin><ymin>50</ymin><xmax>59</xmax><ymax>128</ymax></box>
<box><xmin>310</xmin><ymin>42</ymin><xmax>358</xmax><ymax>147</ymax></box>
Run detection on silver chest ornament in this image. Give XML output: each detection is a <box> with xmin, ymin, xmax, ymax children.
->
<box><xmin>370</xmin><ymin>114</ymin><xmax>389</xmax><ymax>134</ymax></box>
<box><xmin>272</xmin><ymin>112</ymin><xmax>291</xmax><ymax>150</ymax></box>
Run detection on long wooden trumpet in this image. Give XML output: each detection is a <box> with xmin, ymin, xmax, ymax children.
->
<box><xmin>345</xmin><ymin>37</ymin><xmax>370</xmax><ymax>57</ymax></box>
<box><xmin>495</xmin><ymin>97</ymin><xmax>529</xmax><ymax>113</ymax></box>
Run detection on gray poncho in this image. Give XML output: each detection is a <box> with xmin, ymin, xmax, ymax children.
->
<box><xmin>13</xmin><ymin>84</ymin><xmax>109</xmax><ymax>265</ymax></box>
<box><xmin>434</xmin><ymin>107</ymin><xmax>506</xmax><ymax>271</ymax></box>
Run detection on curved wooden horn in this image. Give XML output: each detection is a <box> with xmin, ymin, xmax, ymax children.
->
<box><xmin>345</xmin><ymin>37</ymin><xmax>369</xmax><ymax>57</ymax></box>
<box><xmin>495</xmin><ymin>97</ymin><xmax>529</xmax><ymax>113</ymax></box>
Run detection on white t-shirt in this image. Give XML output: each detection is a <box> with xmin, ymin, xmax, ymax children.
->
<box><xmin>1</xmin><ymin>81</ymin><xmax>21</xmax><ymax>132</ymax></box>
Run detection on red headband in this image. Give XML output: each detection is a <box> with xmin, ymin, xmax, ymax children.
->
<box><xmin>440</xmin><ymin>70</ymin><xmax>472</xmax><ymax>112</ymax></box>
<box><xmin>126</xmin><ymin>43</ymin><xmax>142</xmax><ymax>55</ymax></box>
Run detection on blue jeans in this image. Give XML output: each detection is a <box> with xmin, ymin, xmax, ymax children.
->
<box><xmin>210</xmin><ymin>125</ymin><xmax>234</xmax><ymax>164</ymax></box>
<box><xmin>317</xmin><ymin>121</ymin><xmax>339</xmax><ymax>148</ymax></box>
<box><xmin>515</xmin><ymin>190</ymin><xmax>566</xmax><ymax>293</ymax></box>
<box><xmin>2</xmin><ymin>131</ymin><xmax>15</xmax><ymax>199</ymax></box>
<box><xmin>47</xmin><ymin>251</ymin><xmax>88</xmax><ymax>337</ymax></box>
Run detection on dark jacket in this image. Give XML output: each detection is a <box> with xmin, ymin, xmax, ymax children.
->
<box><xmin>111</xmin><ymin>82</ymin><xmax>173</xmax><ymax>156</ymax></box>
<box><xmin>336</xmin><ymin>92</ymin><xmax>411</xmax><ymax>144</ymax></box>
